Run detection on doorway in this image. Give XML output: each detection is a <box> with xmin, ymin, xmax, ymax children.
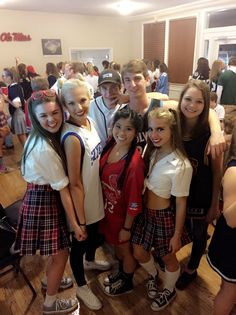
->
<box><xmin>210</xmin><ymin>38</ymin><xmax>236</xmax><ymax>65</ymax></box>
<box><xmin>69</xmin><ymin>48</ymin><xmax>113</xmax><ymax>71</ymax></box>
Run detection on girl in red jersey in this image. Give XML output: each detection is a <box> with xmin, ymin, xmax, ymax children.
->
<box><xmin>100</xmin><ymin>107</ymin><xmax>145</xmax><ymax>296</ymax></box>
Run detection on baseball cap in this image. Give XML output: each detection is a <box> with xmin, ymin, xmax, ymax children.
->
<box><xmin>27</xmin><ymin>65</ymin><xmax>36</xmax><ymax>74</ymax></box>
<box><xmin>98</xmin><ymin>69</ymin><xmax>121</xmax><ymax>86</ymax></box>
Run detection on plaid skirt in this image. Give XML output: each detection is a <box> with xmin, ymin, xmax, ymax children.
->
<box><xmin>131</xmin><ymin>207</ymin><xmax>190</xmax><ymax>257</ymax></box>
<box><xmin>14</xmin><ymin>183</ymin><xmax>70</xmax><ymax>256</ymax></box>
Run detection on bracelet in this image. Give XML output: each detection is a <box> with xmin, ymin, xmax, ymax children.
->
<box><xmin>122</xmin><ymin>226</ymin><xmax>131</xmax><ymax>232</ymax></box>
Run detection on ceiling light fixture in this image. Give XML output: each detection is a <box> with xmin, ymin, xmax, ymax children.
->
<box><xmin>117</xmin><ymin>1</ymin><xmax>133</xmax><ymax>15</ymax></box>
<box><xmin>110</xmin><ymin>1</ymin><xmax>147</xmax><ymax>16</ymax></box>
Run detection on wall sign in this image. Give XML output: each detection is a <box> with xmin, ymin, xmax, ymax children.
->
<box><xmin>41</xmin><ymin>39</ymin><xmax>62</xmax><ymax>55</ymax></box>
<box><xmin>0</xmin><ymin>32</ymin><xmax>31</xmax><ymax>42</ymax></box>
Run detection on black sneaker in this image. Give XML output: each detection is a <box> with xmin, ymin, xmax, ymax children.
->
<box><xmin>175</xmin><ymin>270</ymin><xmax>197</xmax><ymax>290</ymax></box>
<box><xmin>103</xmin><ymin>276</ymin><xmax>133</xmax><ymax>296</ymax></box>
<box><xmin>146</xmin><ymin>275</ymin><xmax>159</xmax><ymax>299</ymax></box>
<box><xmin>151</xmin><ymin>288</ymin><xmax>176</xmax><ymax>311</ymax></box>
<box><xmin>103</xmin><ymin>270</ymin><xmax>123</xmax><ymax>286</ymax></box>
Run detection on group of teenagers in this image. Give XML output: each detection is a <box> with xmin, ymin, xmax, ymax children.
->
<box><xmin>13</xmin><ymin>59</ymin><xmax>236</xmax><ymax>315</ymax></box>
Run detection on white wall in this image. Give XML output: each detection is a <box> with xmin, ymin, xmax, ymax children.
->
<box><xmin>0</xmin><ymin>9</ymin><xmax>132</xmax><ymax>75</ymax></box>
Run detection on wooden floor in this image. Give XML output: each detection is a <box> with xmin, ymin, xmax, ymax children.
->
<box><xmin>0</xmin><ymin>137</ymin><xmax>235</xmax><ymax>315</ymax></box>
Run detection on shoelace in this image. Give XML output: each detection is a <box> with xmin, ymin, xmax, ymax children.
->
<box><xmin>109</xmin><ymin>279</ymin><xmax>124</xmax><ymax>293</ymax></box>
<box><xmin>60</xmin><ymin>277</ymin><xmax>71</xmax><ymax>285</ymax></box>
<box><xmin>155</xmin><ymin>289</ymin><xmax>171</xmax><ymax>304</ymax></box>
<box><xmin>109</xmin><ymin>271</ymin><xmax>121</xmax><ymax>282</ymax></box>
<box><xmin>55</xmin><ymin>299</ymin><xmax>74</xmax><ymax>310</ymax></box>
<box><xmin>147</xmin><ymin>278</ymin><xmax>158</xmax><ymax>292</ymax></box>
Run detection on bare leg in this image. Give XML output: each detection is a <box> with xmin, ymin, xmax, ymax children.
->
<box><xmin>115</xmin><ymin>243</ymin><xmax>136</xmax><ymax>273</ymax></box>
<box><xmin>162</xmin><ymin>253</ymin><xmax>179</xmax><ymax>272</ymax></box>
<box><xmin>17</xmin><ymin>133</ymin><xmax>27</xmax><ymax>147</ymax></box>
<box><xmin>214</xmin><ymin>280</ymin><xmax>236</xmax><ymax>315</ymax></box>
<box><xmin>133</xmin><ymin>244</ymin><xmax>151</xmax><ymax>264</ymax></box>
<box><xmin>46</xmin><ymin>249</ymin><xmax>69</xmax><ymax>295</ymax></box>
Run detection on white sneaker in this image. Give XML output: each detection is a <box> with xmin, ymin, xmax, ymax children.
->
<box><xmin>76</xmin><ymin>285</ymin><xmax>102</xmax><ymax>310</ymax></box>
<box><xmin>84</xmin><ymin>259</ymin><xmax>111</xmax><ymax>271</ymax></box>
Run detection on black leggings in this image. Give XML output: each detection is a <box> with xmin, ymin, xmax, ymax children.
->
<box><xmin>185</xmin><ymin>217</ymin><xmax>208</xmax><ymax>271</ymax></box>
<box><xmin>70</xmin><ymin>222</ymin><xmax>104</xmax><ymax>286</ymax></box>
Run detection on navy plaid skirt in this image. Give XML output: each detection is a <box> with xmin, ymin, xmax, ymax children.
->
<box><xmin>131</xmin><ymin>207</ymin><xmax>190</xmax><ymax>257</ymax></box>
<box><xmin>15</xmin><ymin>183</ymin><xmax>70</xmax><ymax>256</ymax></box>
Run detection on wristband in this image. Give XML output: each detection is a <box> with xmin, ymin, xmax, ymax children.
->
<box><xmin>123</xmin><ymin>226</ymin><xmax>131</xmax><ymax>232</ymax></box>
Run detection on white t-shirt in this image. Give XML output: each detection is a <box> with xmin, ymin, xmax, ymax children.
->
<box><xmin>145</xmin><ymin>150</ymin><xmax>193</xmax><ymax>199</ymax></box>
<box><xmin>89</xmin><ymin>96</ymin><xmax>120</xmax><ymax>148</ymax></box>
<box><xmin>61</xmin><ymin>119</ymin><xmax>104</xmax><ymax>225</ymax></box>
<box><xmin>214</xmin><ymin>104</ymin><xmax>225</xmax><ymax>120</ymax></box>
<box><xmin>85</xmin><ymin>75</ymin><xmax>99</xmax><ymax>94</ymax></box>
<box><xmin>21</xmin><ymin>136</ymin><xmax>69</xmax><ymax>191</ymax></box>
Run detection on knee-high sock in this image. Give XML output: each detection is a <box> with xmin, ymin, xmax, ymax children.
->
<box><xmin>164</xmin><ymin>267</ymin><xmax>180</xmax><ymax>292</ymax></box>
<box><xmin>140</xmin><ymin>255</ymin><xmax>157</xmax><ymax>278</ymax></box>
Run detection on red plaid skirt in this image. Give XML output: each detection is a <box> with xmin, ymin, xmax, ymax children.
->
<box><xmin>15</xmin><ymin>183</ymin><xmax>70</xmax><ymax>256</ymax></box>
<box><xmin>131</xmin><ymin>207</ymin><xmax>190</xmax><ymax>257</ymax></box>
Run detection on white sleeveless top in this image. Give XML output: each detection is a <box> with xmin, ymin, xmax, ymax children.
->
<box><xmin>61</xmin><ymin>118</ymin><xmax>104</xmax><ymax>225</ymax></box>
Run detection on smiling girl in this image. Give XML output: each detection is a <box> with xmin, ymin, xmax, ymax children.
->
<box><xmin>99</xmin><ymin>107</ymin><xmax>145</xmax><ymax>296</ymax></box>
<box><xmin>15</xmin><ymin>90</ymin><xmax>78</xmax><ymax>315</ymax></box>
<box><xmin>131</xmin><ymin>108</ymin><xmax>193</xmax><ymax>311</ymax></box>
<box><xmin>176</xmin><ymin>80</ymin><xmax>223</xmax><ymax>290</ymax></box>
<box><xmin>60</xmin><ymin>79</ymin><xmax>108</xmax><ymax>311</ymax></box>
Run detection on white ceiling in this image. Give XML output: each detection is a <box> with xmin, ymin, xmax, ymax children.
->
<box><xmin>0</xmin><ymin>0</ymin><xmax>195</xmax><ymax>17</ymax></box>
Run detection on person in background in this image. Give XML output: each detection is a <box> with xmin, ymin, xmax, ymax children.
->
<box><xmin>192</xmin><ymin>57</ymin><xmax>210</xmax><ymax>82</ymax></box>
<box><xmin>210</xmin><ymin>92</ymin><xmax>225</xmax><ymax>131</ymax></box>
<box><xmin>2</xmin><ymin>68</ymin><xmax>27</xmax><ymax>147</ymax></box>
<box><xmin>207</xmin><ymin>125</ymin><xmax>236</xmax><ymax>315</ymax></box>
<box><xmin>102</xmin><ymin>60</ymin><xmax>110</xmax><ymax>70</ymax></box>
<box><xmin>143</xmin><ymin>59</ymin><xmax>154</xmax><ymax>93</ymax></box>
<box><xmin>27</xmin><ymin>65</ymin><xmax>40</xmax><ymax>80</ymax></box>
<box><xmin>155</xmin><ymin>63</ymin><xmax>169</xmax><ymax>95</ymax></box>
<box><xmin>93</xmin><ymin>66</ymin><xmax>99</xmax><ymax>76</ymax></box>
<box><xmin>24</xmin><ymin>77</ymin><xmax>50</xmax><ymax>131</ymax></box>
<box><xmin>57</xmin><ymin>62</ymin><xmax>65</xmax><ymax>78</ymax></box>
<box><xmin>14</xmin><ymin>89</ymin><xmax>79</xmax><ymax>315</ymax></box>
<box><xmin>84</xmin><ymin>63</ymin><xmax>99</xmax><ymax>98</ymax></box>
<box><xmin>209</xmin><ymin>59</ymin><xmax>225</xmax><ymax>92</ymax></box>
<box><xmin>0</xmin><ymin>90</ymin><xmax>11</xmax><ymax>173</ymax></box>
<box><xmin>217</xmin><ymin>56</ymin><xmax>236</xmax><ymax>119</ymax></box>
<box><xmin>46</xmin><ymin>62</ymin><xmax>59</xmax><ymax>88</ymax></box>
<box><xmin>17</xmin><ymin>63</ymin><xmax>32</xmax><ymax>100</ymax></box>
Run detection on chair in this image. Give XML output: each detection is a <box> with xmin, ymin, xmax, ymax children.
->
<box><xmin>0</xmin><ymin>202</ymin><xmax>36</xmax><ymax>297</ymax></box>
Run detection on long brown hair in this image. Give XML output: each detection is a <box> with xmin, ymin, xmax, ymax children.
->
<box><xmin>178</xmin><ymin>80</ymin><xmax>210</xmax><ymax>139</ymax></box>
<box><xmin>21</xmin><ymin>90</ymin><xmax>67</xmax><ymax>175</ymax></box>
<box><xmin>209</xmin><ymin>60</ymin><xmax>224</xmax><ymax>82</ymax></box>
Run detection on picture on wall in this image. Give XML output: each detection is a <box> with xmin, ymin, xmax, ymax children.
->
<box><xmin>41</xmin><ymin>39</ymin><xmax>62</xmax><ymax>55</ymax></box>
